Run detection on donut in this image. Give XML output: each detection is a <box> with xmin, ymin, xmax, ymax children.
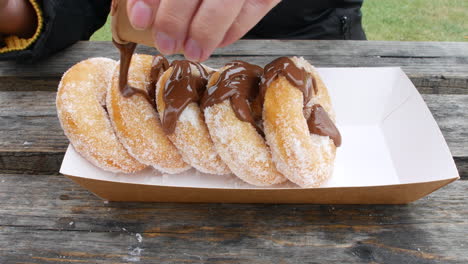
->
<box><xmin>261</xmin><ymin>57</ymin><xmax>341</xmax><ymax>187</ymax></box>
<box><xmin>56</xmin><ymin>57</ymin><xmax>146</xmax><ymax>173</ymax></box>
<box><xmin>107</xmin><ymin>53</ymin><xmax>190</xmax><ymax>173</ymax></box>
<box><xmin>155</xmin><ymin>60</ymin><xmax>230</xmax><ymax>174</ymax></box>
<box><xmin>201</xmin><ymin>61</ymin><xmax>287</xmax><ymax>186</ymax></box>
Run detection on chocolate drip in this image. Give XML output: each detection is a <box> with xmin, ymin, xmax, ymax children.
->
<box><xmin>149</xmin><ymin>55</ymin><xmax>169</xmax><ymax>105</ymax></box>
<box><xmin>260</xmin><ymin>57</ymin><xmax>315</xmax><ymax>104</ymax></box>
<box><xmin>161</xmin><ymin>60</ymin><xmax>209</xmax><ymax>134</ymax></box>
<box><xmin>113</xmin><ymin>40</ymin><xmax>137</xmax><ymax>96</ymax></box>
<box><xmin>201</xmin><ymin>61</ymin><xmax>263</xmax><ymax>131</ymax></box>
<box><xmin>113</xmin><ymin>40</ymin><xmax>168</xmax><ymax>107</ymax></box>
<box><xmin>308</xmin><ymin>105</ymin><xmax>342</xmax><ymax>147</ymax></box>
<box><xmin>261</xmin><ymin>57</ymin><xmax>341</xmax><ymax>147</ymax></box>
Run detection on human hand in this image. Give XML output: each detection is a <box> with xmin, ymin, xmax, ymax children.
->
<box><xmin>126</xmin><ymin>0</ymin><xmax>280</xmax><ymax>61</ymax></box>
<box><xmin>0</xmin><ymin>0</ymin><xmax>37</xmax><ymax>38</ymax></box>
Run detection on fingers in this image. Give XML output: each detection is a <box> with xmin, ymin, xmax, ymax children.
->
<box><xmin>127</xmin><ymin>0</ymin><xmax>279</xmax><ymax>61</ymax></box>
<box><xmin>152</xmin><ymin>0</ymin><xmax>200</xmax><ymax>55</ymax></box>
<box><xmin>184</xmin><ymin>0</ymin><xmax>245</xmax><ymax>61</ymax></box>
<box><xmin>219</xmin><ymin>0</ymin><xmax>280</xmax><ymax>48</ymax></box>
<box><xmin>127</xmin><ymin>0</ymin><xmax>160</xmax><ymax>30</ymax></box>
<box><xmin>0</xmin><ymin>0</ymin><xmax>8</xmax><ymax>10</ymax></box>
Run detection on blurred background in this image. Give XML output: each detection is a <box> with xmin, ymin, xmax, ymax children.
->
<box><xmin>91</xmin><ymin>0</ymin><xmax>468</xmax><ymax>42</ymax></box>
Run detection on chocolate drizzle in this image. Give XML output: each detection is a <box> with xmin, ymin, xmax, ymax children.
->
<box><xmin>113</xmin><ymin>40</ymin><xmax>168</xmax><ymax>106</ymax></box>
<box><xmin>161</xmin><ymin>60</ymin><xmax>209</xmax><ymax>134</ymax></box>
<box><xmin>111</xmin><ymin>41</ymin><xmax>341</xmax><ymax>145</ymax></box>
<box><xmin>260</xmin><ymin>57</ymin><xmax>314</xmax><ymax>105</ymax></box>
<box><xmin>149</xmin><ymin>55</ymin><xmax>170</xmax><ymax>104</ymax></box>
<box><xmin>261</xmin><ymin>57</ymin><xmax>341</xmax><ymax>147</ymax></box>
<box><xmin>201</xmin><ymin>61</ymin><xmax>263</xmax><ymax>131</ymax></box>
<box><xmin>308</xmin><ymin>105</ymin><xmax>342</xmax><ymax>147</ymax></box>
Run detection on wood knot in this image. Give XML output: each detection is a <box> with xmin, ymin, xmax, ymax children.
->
<box><xmin>350</xmin><ymin>243</ymin><xmax>375</xmax><ymax>262</ymax></box>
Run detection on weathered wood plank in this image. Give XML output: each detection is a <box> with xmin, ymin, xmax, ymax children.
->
<box><xmin>217</xmin><ymin>40</ymin><xmax>468</xmax><ymax>57</ymax></box>
<box><xmin>0</xmin><ymin>152</ymin><xmax>64</xmax><ymax>175</ymax></box>
<box><xmin>0</xmin><ymin>91</ymin><xmax>56</xmax><ymax>116</ymax></box>
<box><xmin>1</xmin><ymin>91</ymin><xmax>466</xmax><ymax>177</ymax></box>
<box><xmin>424</xmin><ymin>94</ymin><xmax>468</xmax><ymax>157</ymax></box>
<box><xmin>411</xmin><ymin>76</ymin><xmax>468</xmax><ymax>95</ymax></box>
<box><xmin>0</xmin><ymin>116</ymin><xmax>65</xmax><ymax>151</ymax></box>
<box><xmin>0</xmin><ymin>174</ymin><xmax>467</xmax><ymax>263</ymax></box>
<box><xmin>0</xmin><ymin>77</ymin><xmax>59</xmax><ymax>91</ymax></box>
<box><xmin>3</xmin><ymin>54</ymin><xmax>467</xmax><ymax>78</ymax></box>
<box><xmin>0</xmin><ymin>174</ymin><xmax>464</xmax><ymax>231</ymax></box>
<box><xmin>5</xmin><ymin>40</ymin><xmax>468</xmax><ymax>59</ymax></box>
<box><xmin>1</xmin><ymin>41</ymin><xmax>467</xmax><ymax>93</ymax></box>
<box><xmin>3</xmin><ymin>74</ymin><xmax>466</xmax><ymax>95</ymax></box>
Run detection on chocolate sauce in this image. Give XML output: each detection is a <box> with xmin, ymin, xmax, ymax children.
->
<box><xmin>260</xmin><ymin>57</ymin><xmax>314</xmax><ymax>104</ymax></box>
<box><xmin>113</xmin><ymin>40</ymin><xmax>168</xmax><ymax>106</ymax></box>
<box><xmin>149</xmin><ymin>55</ymin><xmax>170</xmax><ymax>104</ymax></box>
<box><xmin>308</xmin><ymin>105</ymin><xmax>342</xmax><ymax>147</ymax></box>
<box><xmin>161</xmin><ymin>60</ymin><xmax>209</xmax><ymax>134</ymax></box>
<box><xmin>261</xmin><ymin>57</ymin><xmax>341</xmax><ymax>147</ymax></box>
<box><xmin>201</xmin><ymin>61</ymin><xmax>263</xmax><ymax>130</ymax></box>
<box><xmin>113</xmin><ymin>40</ymin><xmax>137</xmax><ymax>96</ymax></box>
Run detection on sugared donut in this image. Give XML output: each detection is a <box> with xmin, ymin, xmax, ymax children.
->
<box><xmin>107</xmin><ymin>54</ymin><xmax>190</xmax><ymax>173</ymax></box>
<box><xmin>155</xmin><ymin>60</ymin><xmax>230</xmax><ymax>174</ymax></box>
<box><xmin>261</xmin><ymin>57</ymin><xmax>341</xmax><ymax>187</ymax></box>
<box><xmin>201</xmin><ymin>61</ymin><xmax>287</xmax><ymax>186</ymax></box>
<box><xmin>56</xmin><ymin>57</ymin><xmax>146</xmax><ymax>173</ymax></box>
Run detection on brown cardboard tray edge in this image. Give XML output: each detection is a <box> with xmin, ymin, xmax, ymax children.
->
<box><xmin>65</xmin><ymin>174</ymin><xmax>458</xmax><ymax>204</ymax></box>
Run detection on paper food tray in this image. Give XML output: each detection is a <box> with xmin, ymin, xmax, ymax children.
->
<box><xmin>60</xmin><ymin>67</ymin><xmax>459</xmax><ymax>204</ymax></box>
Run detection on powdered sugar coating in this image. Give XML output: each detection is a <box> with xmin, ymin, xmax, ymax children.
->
<box><xmin>156</xmin><ymin>65</ymin><xmax>230</xmax><ymax>174</ymax></box>
<box><xmin>56</xmin><ymin>57</ymin><xmax>146</xmax><ymax>173</ymax></box>
<box><xmin>202</xmin><ymin>68</ymin><xmax>287</xmax><ymax>186</ymax></box>
<box><xmin>107</xmin><ymin>54</ymin><xmax>190</xmax><ymax>174</ymax></box>
<box><xmin>204</xmin><ymin>100</ymin><xmax>287</xmax><ymax>186</ymax></box>
<box><xmin>263</xmin><ymin>57</ymin><xmax>337</xmax><ymax>187</ymax></box>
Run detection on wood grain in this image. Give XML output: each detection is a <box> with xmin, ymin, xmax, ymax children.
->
<box><xmin>0</xmin><ymin>91</ymin><xmax>466</xmax><ymax>177</ymax></box>
<box><xmin>1</xmin><ymin>41</ymin><xmax>467</xmax><ymax>93</ymax></box>
<box><xmin>0</xmin><ymin>174</ymin><xmax>466</xmax><ymax>263</ymax></box>
<box><xmin>4</xmin><ymin>40</ymin><xmax>468</xmax><ymax>58</ymax></box>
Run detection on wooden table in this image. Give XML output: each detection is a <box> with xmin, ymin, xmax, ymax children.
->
<box><xmin>0</xmin><ymin>40</ymin><xmax>467</xmax><ymax>263</ymax></box>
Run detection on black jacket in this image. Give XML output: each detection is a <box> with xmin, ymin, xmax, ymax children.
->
<box><xmin>246</xmin><ymin>0</ymin><xmax>365</xmax><ymax>40</ymax></box>
<box><xmin>0</xmin><ymin>0</ymin><xmax>110</xmax><ymax>62</ymax></box>
<box><xmin>0</xmin><ymin>0</ymin><xmax>364</xmax><ymax>62</ymax></box>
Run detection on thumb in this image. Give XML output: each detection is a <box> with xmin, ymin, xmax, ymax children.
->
<box><xmin>126</xmin><ymin>0</ymin><xmax>160</xmax><ymax>30</ymax></box>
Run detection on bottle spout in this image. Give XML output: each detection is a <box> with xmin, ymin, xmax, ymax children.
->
<box><xmin>111</xmin><ymin>0</ymin><xmax>154</xmax><ymax>47</ymax></box>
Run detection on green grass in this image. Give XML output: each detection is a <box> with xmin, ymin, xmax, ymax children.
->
<box><xmin>362</xmin><ymin>0</ymin><xmax>468</xmax><ymax>41</ymax></box>
<box><xmin>91</xmin><ymin>15</ymin><xmax>111</xmax><ymax>41</ymax></box>
<box><xmin>91</xmin><ymin>0</ymin><xmax>468</xmax><ymax>42</ymax></box>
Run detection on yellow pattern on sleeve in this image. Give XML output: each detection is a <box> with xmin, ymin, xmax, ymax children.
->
<box><xmin>0</xmin><ymin>0</ymin><xmax>43</xmax><ymax>54</ymax></box>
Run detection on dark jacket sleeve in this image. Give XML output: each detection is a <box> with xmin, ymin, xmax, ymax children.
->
<box><xmin>0</xmin><ymin>0</ymin><xmax>111</xmax><ymax>63</ymax></box>
<box><xmin>245</xmin><ymin>0</ymin><xmax>365</xmax><ymax>40</ymax></box>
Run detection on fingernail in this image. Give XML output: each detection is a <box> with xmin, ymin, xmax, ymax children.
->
<box><xmin>155</xmin><ymin>32</ymin><xmax>176</xmax><ymax>55</ymax></box>
<box><xmin>130</xmin><ymin>1</ymin><xmax>152</xmax><ymax>30</ymax></box>
<box><xmin>184</xmin><ymin>38</ymin><xmax>203</xmax><ymax>61</ymax></box>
